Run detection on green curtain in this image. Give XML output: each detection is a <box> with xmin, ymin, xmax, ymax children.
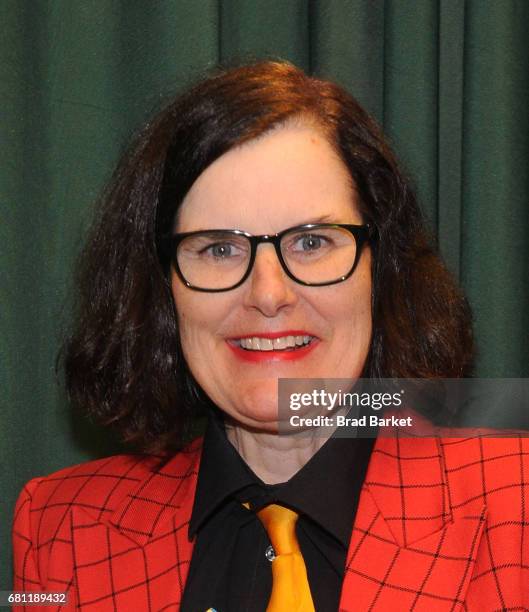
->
<box><xmin>2</xmin><ymin>0</ymin><xmax>528</xmax><ymax>588</ymax></box>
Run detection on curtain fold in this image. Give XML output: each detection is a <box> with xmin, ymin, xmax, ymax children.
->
<box><xmin>2</xmin><ymin>0</ymin><xmax>527</xmax><ymax>589</ymax></box>
<box><xmin>310</xmin><ymin>1</ymin><xmax>385</xmax><ymax>119</ymax></box>
<box><xmin>461</xmin><ymin>0</ymin><xmax>529</xmax><ymax>376</ymax></box>
<box><xmin>438</xmin><ymin>0</ymin><xmax>465</xmax><ymax>276</ymax></box>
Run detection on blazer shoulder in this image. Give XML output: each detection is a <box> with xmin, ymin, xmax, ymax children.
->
<box><xmin>440</xmin><ymin>434</ymin><xmax>529</xmax><ymax>515</ymax></box>
<box><xmin>441</xmin><ymin>434</ymin><xmax>529</xmax><ymax>471</ymax></box>
<box><xmin>13</xmin><ymin>438</ymin><xmax>203</xmax><ymax>592</ymax></box>
<box><xmin>14</xmin><ymin>437</ymin><xmax>204</xmax><ymax>549</ymax></box>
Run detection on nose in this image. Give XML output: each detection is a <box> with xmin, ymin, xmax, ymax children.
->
<box><xmin>242</xmin><ymin>244</ymin><xmax>297</xmax><ymax>316</ymax></box>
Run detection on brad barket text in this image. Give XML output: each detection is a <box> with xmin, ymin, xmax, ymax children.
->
<box><xmin>289</xmin><ymin>414</ymin><xmax>414</xmax><ymax>428</ymax></box>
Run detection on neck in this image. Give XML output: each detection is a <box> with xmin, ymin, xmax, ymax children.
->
<box><xmin>224</xmin><ymin>419</ymin><xmax>330</xmax><ymax>484</ymax></box>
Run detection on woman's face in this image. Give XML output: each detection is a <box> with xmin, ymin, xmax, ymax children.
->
<box><xmin>171</xmin><ymin>124</ymin><xmax>372</xmax><ymax>432</ymax></box>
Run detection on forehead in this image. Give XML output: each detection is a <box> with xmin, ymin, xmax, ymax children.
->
<box><xmin>175</xmin><ymin>125</ymin><xmax>362</xmax><ymax>233</ymax></box>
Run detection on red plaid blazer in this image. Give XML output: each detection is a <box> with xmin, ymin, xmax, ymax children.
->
<box><xmin>13</xmin><ymin>434</ymin><xmax>529</xmax><ymax>611</ymax></box>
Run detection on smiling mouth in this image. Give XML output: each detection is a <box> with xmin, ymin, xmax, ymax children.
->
<box><xmin>233</xmin><ymin>335</ymin><xmax>316</xmax><ymax>352</ymax></box>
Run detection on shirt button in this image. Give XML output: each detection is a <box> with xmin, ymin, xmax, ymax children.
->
<box><xmin>265</xmin><ymin>545</ymin><xmax>276</xmax><ymax>561</ymax></box>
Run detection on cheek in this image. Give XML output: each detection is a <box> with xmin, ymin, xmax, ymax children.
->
<box><xmin>171</xmin><ymin>279</ymin><xmax>232</xmax><ymax>361</ymax></box>
<box><xmin>333</xmin><ymin>260</ymin><xmax>372</xmax><ymax>326</ymax></box>
<box><xmin>171</xmin><ymin>281</ymin><xmax>207</xmax><ymax>359</ymax></box>
<box><xmin>175</xmin><ymin>308</ymin><xmax>196</xmax><ymax>360</ymax></box>
<box><xmin>323</xmin><ymin>257</ymin><xmax>373</xmax><ymax>361</ymax></box>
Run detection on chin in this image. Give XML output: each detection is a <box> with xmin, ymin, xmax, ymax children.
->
<box><xmin>225</xmin><ymin>382</ymin><xmax>280</xmax><ymax>431</ymax></box>
<box><xmin>239</xmin><ymin>401</ymin><xmax>279</xmax><ymax>429</ymax></box>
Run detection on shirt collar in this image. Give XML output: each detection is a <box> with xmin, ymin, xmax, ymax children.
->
<box><xmin>277</xmin><ymin>430</ymin><xmax>374</xmax><ymax>546</ymax></box>
<box><xmin>189</xmin><ymin>407</ymin><xmax>375</xmax><ymax>547</ymax></box>
<box><xmin>188</xmin><ymin>407</ymin><xmax>257</xmax><ymax>537</ymax></box>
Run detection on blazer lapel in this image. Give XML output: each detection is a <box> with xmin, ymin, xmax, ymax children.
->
<box><xmin>69</xmin><ymin>440</ymin><xmax>202</xmax><ymax>611</ymax></box>
<box><xmin>339</xmin><ymin>434</ymin><xmax>487</xmax><ymax>611</ymax></box>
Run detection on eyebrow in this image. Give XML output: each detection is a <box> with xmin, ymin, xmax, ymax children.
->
<box><xmin>300</xmin><ymin>214</ymin><xmax>334</xmax><ymax>224</ymax></box>
<box><xmin>178</xmin><ymin>215</ymin><xmax>347</xmax><ymax>236</ymax></box>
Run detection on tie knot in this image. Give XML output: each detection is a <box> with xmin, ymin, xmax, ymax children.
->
<box><xmin>257</xmin><ymin>504</ymin><xmax>300</xmax><ymax>556</ymax></box>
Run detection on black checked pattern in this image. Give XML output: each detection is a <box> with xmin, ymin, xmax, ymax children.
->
<box><xmin>12</xmin><ymin>434</ymin><xmax>529</xmax><ymax>611</ymax></box>
<box><xmin>341</xmin><ymin>434</ymin><xmax>529</xmax><ymax>611</ymax></box>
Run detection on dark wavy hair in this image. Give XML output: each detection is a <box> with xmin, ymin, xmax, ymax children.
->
<box><xmin>63</xmin><ymin>60</ymin><xmax>473</xmax><ymax>455</ymax></box>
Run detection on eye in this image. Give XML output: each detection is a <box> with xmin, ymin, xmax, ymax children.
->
<box><xmin>197</xmin><ymin>238</ymin><xmax>249</xmax><ymax>261</ymax></box>
<box><xmin>203</xmin><ymin>242</ymin><xmax>236</xmax><ymax>258</ymax></box>
<box><xmin>298</xmin><ymin>234</ymin><xmax>322</xmax><ymax>251</ymax></box>
<box><xmin>179</xmin><ymin>232</ymin><xmax>250</xmax><ymax>264</ymax></box>
<box><xmin>290</xmin><ymin>233</ymin><xmax>330</xmax><ymax>252</ymax></box>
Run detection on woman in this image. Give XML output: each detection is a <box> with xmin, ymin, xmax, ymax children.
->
<box><xmin>12</xmin><ymin>61</ymin><xmax>528</xmax><ymax>611</ymax></box>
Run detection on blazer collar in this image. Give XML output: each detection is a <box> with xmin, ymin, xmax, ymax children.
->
<box><xmin>101</xmin><ymin>430</ymin><xmax>474</xmax><ymax>548</ymax></box>
<box><xmin>363</xmin><ymin>434</ymin><xmax>452</xmax><ymax>546</ymax></box>
<box><xmin>339</xmin><ymin>433</ymin><xmax>487</xmax><ymax>611</ymax></box>
<box><xmin>107</xmin><ymin>438</ymin><xmax>203</xmax><ymax>548</ymax></box>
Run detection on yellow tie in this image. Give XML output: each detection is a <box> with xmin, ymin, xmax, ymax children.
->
<box><xmin>257</xmin><ymin>504</ymin><xmax>316</xmax><ymax>612</ymax></box>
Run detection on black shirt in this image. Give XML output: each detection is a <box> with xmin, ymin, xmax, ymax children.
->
<box><xmin>180</xmin><ymin>409</ymin><xmax>375</xmax><ymax>612</ymax></box>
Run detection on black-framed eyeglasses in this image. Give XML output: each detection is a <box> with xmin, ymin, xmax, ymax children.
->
<box><xmin>160</xmin><ymin>223</ymin><xmax>372</xmax><ymax>292</ymax></box>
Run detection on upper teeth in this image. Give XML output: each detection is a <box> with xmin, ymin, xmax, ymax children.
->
<box><xmin>239</xmin><ymin>335</ymin><xmax>313</xmax><ymax>351</ymax></box>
